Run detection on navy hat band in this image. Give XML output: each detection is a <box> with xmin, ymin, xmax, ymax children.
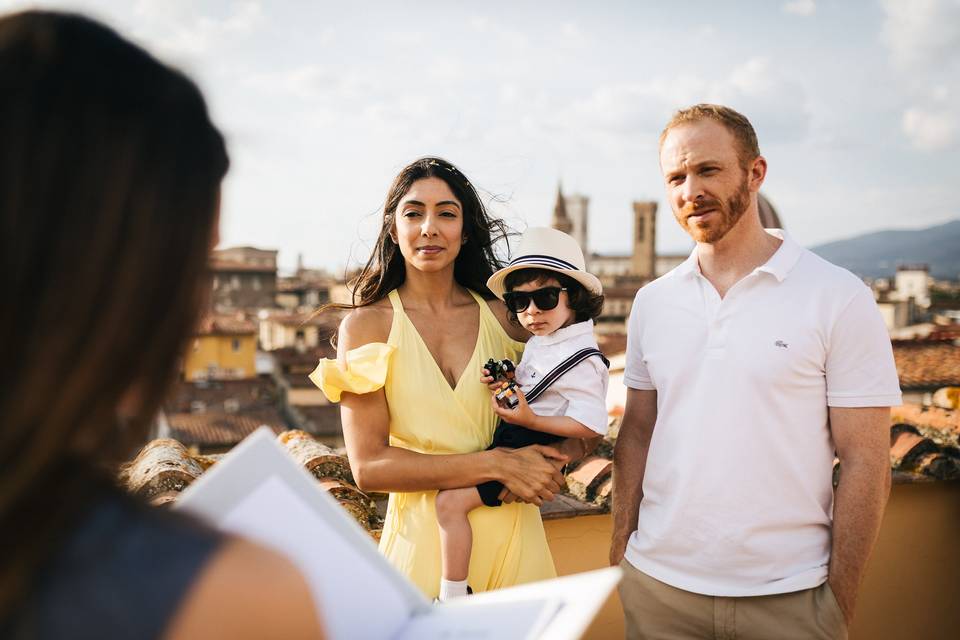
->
<box><xmin>507</xmin><ymin>254</ymin><xmax>579</xmax><ymax>271</ymax></box>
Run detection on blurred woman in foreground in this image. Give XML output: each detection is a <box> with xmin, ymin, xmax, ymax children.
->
<box><xmin>0</xmin><ymin>11</ymin><xmax>322</xmax><ymax>639</ymax></box>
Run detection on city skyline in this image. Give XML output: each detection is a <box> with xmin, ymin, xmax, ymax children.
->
<box><xmin>3</xmin><ymin>0</ymin><xmax>958</xmax><ymax>272</ymax></box>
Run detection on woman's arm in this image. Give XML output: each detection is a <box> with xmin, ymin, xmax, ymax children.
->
<box><xmin>338</xmin><ymin>307</ymin><xmax>566</xmax><ymax>504</ymax></box>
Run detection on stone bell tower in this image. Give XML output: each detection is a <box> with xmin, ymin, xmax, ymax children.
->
<box><xmin>631</xmin><ymin>201</ymin><xmax>657</xmax><ymax>279</ymax></box>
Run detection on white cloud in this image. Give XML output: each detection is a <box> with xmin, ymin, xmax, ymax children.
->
<box><xmin>132</xmin><ymin>0</ymin><xmax>263</xmax><ymax>59</ymax></box>
<box><xmin>902</xmin><ymin>106</ymin><xmax>958</xmax><ymax>151</ymax></box>
<box><xmin>880</xmin><ymin>0</ymin><xmax>960</xmax><ymax>69</ymax></box>
<box><xmin>880</xmin><ymin>0</ymin><xmax>960</xmax><ymax>152</ymax></box>
<box><xmin>782</xmin><ymin>0</ymin><xmax>816</xmax><ymax>17</ymax></box>
<box><xmin>560</xmin><ymin>21</ymin><xmax>587</xmax><ymax>46</ymax></box>
<box><xmin>547</xmin><ymin>57</ymin><xmax>810</xmax><ymax>150</ymax></box>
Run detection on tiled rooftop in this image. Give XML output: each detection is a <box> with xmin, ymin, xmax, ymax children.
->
<box><xmin>166</xmin><ymin>412</ymin><xmax>286</xmax><ymax>447</ymax></box>
<box><xmin>163</xmin><ymin>377</ymin><xmax>289</xmax><ymax>449</ymax></box>
<box><xmin>165</xmin><ymin>377</ymin><xmax>282</xmax><ymax>414</ymax></box>
<box><xmin>210</xmin><ymin>259</ymin><xmax>276</xmax><ymax>274</ymax></box>
<box><xmin>196</xmin><ymin>313</ymin><xmax>257</xmax><ymax>336</ymax></box>
<box><xmin>892</xmin><ymin>340</ymin><xmax>960</xmax><ymax>390</ymax></box>
<box><xmin>121</xmin><ymin>430</ymin><xmax>381</xmax><ymax>534</ymax></box>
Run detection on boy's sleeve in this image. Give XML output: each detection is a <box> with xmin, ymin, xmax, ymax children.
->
<box><xmin>559</xmin><ymin>358</ymin><xmax>609</xmax><ymax>435</ymax></box>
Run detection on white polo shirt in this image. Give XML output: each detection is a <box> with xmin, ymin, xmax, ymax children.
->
<box><xmin>516</xmin><ymin>320</ymin><xmax>609</xmax><ymax>436</ymax></box>
<box><xmin>623</xmin><ymin>230</ymin><xmax>901</xmax><ymax>597</ymax></box>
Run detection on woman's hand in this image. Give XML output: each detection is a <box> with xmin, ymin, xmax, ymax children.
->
<box><xmin>494</xmin><ymin>445</ymin><xmax>568</xmax><ymax>506</ymax></box>
<box><xmin>490</xmin><ymin>387</ymin><xmax>537</xmax><ymax>428</ymax></box>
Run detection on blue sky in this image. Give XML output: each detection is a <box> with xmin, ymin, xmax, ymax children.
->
<box><xmin>4</xmin><ymin>0</ymin><xmax>958</xmax><ymax>272</ymax></box>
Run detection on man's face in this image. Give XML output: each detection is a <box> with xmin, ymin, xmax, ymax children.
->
<box><xmin>659</xmin><ymin>120</ymin><xmax>757</xmax><ymax>244</ymax></box>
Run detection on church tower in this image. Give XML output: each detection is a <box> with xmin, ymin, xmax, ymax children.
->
<box><xmin>551</xmin><ymin>184</ymin><xmax>573</xmax><ymax>235</ymax></box>
<box><xmin>631</xmin><ymin>201</ymin><xmax>657</xmax><ymax>279</ymax></box>
<box><xmin>565</xmin><ymin>193</ymin><xmax>589</xmax><ymax>255</ymax></box>
<box><xmin>550</xmin><ymin>182</ymin><xmax>589</xmax><ymax>255</ymax></box>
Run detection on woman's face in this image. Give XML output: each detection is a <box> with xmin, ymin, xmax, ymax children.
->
<box><xmin>392</xmin><ymin>177</ymin><xmax>465</xmax><ymax>274</ymax></box>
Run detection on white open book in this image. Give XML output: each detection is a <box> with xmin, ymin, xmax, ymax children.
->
<box><xmin>174</xmin><ymin>427</ymin><xmax>620</xmax><ymax>640</ymax></box>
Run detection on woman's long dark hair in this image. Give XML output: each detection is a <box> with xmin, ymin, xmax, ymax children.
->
<box><xmin>345</xmin><ymin>157</ymin><xmax>512</xmax><ymax>307</ymax></box>
<box><xmin>0</xmin><ymin>11</ymin><xmax>228</xmax><ymax>618</ymax></box>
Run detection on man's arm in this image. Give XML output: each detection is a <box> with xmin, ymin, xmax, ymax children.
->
<box><xmin>828</xmin><ymin>406</ymin><xmax>891</xmax><ymax>624</ymax></box>
<box><xmin>610</xmin><ymin>388</ymin><xmax>657</xmax><ymax>566</ymax></box>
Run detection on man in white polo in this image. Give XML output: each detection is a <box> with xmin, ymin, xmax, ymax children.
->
<box><xmin>611</xmin><ymin>104</ymin><xmax>901</xmax><ymax>639</ymax></box>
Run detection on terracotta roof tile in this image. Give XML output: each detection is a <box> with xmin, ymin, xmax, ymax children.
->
<box><xmin>166</xmin><ymin>412</ymin><xmax>285</xmax><ymax>447</ymax></box>
<box><xmin>122</xmin><ymin>431</ymin><xmax>381</xmax><ymax>535</ymax></box>
<box><xmin>892</xmin><ymin>341</ymin><xmax>960</xmax><ymax>390</ymax></box>
<box><xmin>565</xmin><ymin>456</ymin><xmax>613</xmax><ymax>503</ymax></box>
<box><xmin>890</xmin><ymin>405</ymin><xmax>960</xmax><ymax>445</ymax></box>
<box><xmin>210</xmin><ymin>259</ymin><xmax>275</xmax><ymax>274</ymax></box>
<box><xmin>196</xmin><ymin>314</ymin><xmax>257</xmax><ymax>336</ymax></box>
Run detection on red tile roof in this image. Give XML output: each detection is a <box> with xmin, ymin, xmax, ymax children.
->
<box><xmin>196</xmin><ymin>314</ymin><xmax>257</xmax><ymax>336</ymax></box>
<box><xmin>892</xmin><ymin>341</ymin><xmax>960</xmax><ymax>390</ymax></box>
<box><xmin>210</xmin><ymin>259</ymin><xmax>275</xmax><ymax>274</ymax></box>
<box><xmin>166</xmin><ymin>412</ymin><xmax>286</xmax><ymax>447</ymax></box>
<box><xmin>122</xmin><ymin>431</ymin><xmax>381</xmax><ymax>534</ymax></box>
<box><xmin>165</xmin><ymin>378</ymin><xmax>281</xmax><ymax>414</ymax></box>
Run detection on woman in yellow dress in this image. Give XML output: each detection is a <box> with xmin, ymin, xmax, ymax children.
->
<box><xmin>311</xmin><ymin>157</ymin><xmax>596</xmax><ymax>598</ymax></box>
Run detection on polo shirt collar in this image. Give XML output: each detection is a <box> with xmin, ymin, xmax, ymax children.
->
<box><xmin>528</xmin><ymin>319</ymin><xmax>594</xmax><ymax>347</ymax></box>
<box><xmin>674</xmin><ymin>228</ymin><xmax>802</xmax><ymax>283</ymax></box>
<box><xmin>755</xmin><ymin>229</ymin><xmax>803</xmax><ymax>282</ymax></box>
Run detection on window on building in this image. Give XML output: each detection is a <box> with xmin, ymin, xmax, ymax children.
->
<box><xmin>252</xmin><ymin>275</ymin><xmax>261</xmax><ymax>291</ymax></box>
<box><xmin>231</xmin><ymin>275</ymin><xmax>240</xmax><ymax>289</ymax></box>
<box><xmin>232</xmin><ymin>338</ymin><xmax>241</xmax><ymax>352</ymax></box>
<box><xmin>637</xmin><ymin>217</ymin><xmax>646</xmax><ymax>243</ymax></box>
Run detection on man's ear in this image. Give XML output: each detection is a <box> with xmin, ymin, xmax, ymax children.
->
<box><xmin>749</xmin><ymin>155</ymin><xmax>768</xmax><ymax>192</ymax></box>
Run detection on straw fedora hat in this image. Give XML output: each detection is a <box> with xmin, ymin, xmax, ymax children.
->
<box><xmin>487</xmin><ymin>227</ymin><xmax>603</xmax><ymax>299</ymax></box>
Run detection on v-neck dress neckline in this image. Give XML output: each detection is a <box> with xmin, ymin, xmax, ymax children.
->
<box><xmin>387</xmin><ymin>289</ymin><xmax>481</xmax><ymax>394</ymax></box>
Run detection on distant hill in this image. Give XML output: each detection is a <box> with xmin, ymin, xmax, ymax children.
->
<box><xmin>810</xmin><ymin>219</ymin><xmax>960</xmax><ymax>280</ymax></box>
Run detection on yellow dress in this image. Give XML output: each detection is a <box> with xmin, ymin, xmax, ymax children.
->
<box><xmin>310</xmin><ymin>289</ymin><xmax>557</xmax><ymax>597</ymax></box>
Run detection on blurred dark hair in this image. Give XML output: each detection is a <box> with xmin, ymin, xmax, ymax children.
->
<box><xmin>0</xmin><ymin>10</ymin><xmax>228</xmax><ymax>618</ymax></box>
<box><xmin>340</xmin><ymin>156</ymin><xmax>511</xmax><ymax>309</ymax></box>
<box><xmin>503</xmin><ymin>268</ymin><xmax>604</xmax><ymax>324</ymax></box>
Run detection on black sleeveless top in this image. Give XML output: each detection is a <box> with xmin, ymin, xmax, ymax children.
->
<box><xmin>6</xmin><ymin>487</ymin><xmax>221</xmax><ymax>639</ymax></box>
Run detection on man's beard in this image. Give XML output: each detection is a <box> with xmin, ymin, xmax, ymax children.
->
<box><xmin>677</xmin><ymin>177</ymin><xmax>751</xmax><ymax>244</ymax></box>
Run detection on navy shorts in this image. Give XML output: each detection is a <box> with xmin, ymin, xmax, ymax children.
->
<box><xmin>476</xmin><ymin>419</ymin><xmax>563</xmax><ymax>507</ymax></box>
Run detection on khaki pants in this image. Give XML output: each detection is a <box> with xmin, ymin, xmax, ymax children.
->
<box><xmin>619</xmin><ymin>559</ymin><xmax>848</xmax><ymax>640</ymax></box>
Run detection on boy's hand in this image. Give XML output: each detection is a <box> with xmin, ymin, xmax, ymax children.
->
<box><xmin>480</xmin><ymin>367</ymin><xmax>502</xmax><ymax>391</ymax></box>
<box><xmin>491</xmin><ymin>387</ymin><xmax>536</xmax><ymax>428</ymax></box>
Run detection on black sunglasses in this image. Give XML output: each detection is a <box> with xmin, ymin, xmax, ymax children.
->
<box><xmin>503</xmin><ymin>286</ymin><xmax>568</xmax><ymax>313</ymax></box>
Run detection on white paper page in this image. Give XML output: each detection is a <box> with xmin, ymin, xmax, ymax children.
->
<box><xmin>397</xmin><ymin>599</ymin><xmax>560</xmax><ymax>640</ymax></box>
<box><xmin>456</xmin><ymin>568</ymin><xmax>622</xmax><ymax>640</ymax></box>
<box><xmin>221</xmin><ymin>475</ymin><xmax>410</xmax><ymax>640</ymax></box>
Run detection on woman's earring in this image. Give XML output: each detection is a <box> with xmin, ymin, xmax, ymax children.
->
<box><xmin>461</xmin><ymin>235</ymin><xmax>468</xmax><ymax>245</ymax></box>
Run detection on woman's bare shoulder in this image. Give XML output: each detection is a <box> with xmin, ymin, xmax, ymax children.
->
<box><xmin>338</xmin><ymin>300</ymin><xmax>393</xmax><ymax>352</ymax></box>
<box><xmin>165</xmin><ymin>538</ymin><xmax>324</xmax><ymax>639</ymax></box>
<box><xmin>485</xmin><ymin>297</ymin><xmax>528</xmax><ymax>343</ymax></box>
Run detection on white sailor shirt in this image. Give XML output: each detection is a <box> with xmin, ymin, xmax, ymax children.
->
<box><xmin>515</xmin><ymin>320</ymin><xmax>609</xmax><ymax>435</ymax></box>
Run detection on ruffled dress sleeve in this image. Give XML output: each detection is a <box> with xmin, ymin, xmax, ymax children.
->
<box><xmin>309</xmin><ymin>342</ymin><xmax>396</xmax><ymax>403</ymax></box>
